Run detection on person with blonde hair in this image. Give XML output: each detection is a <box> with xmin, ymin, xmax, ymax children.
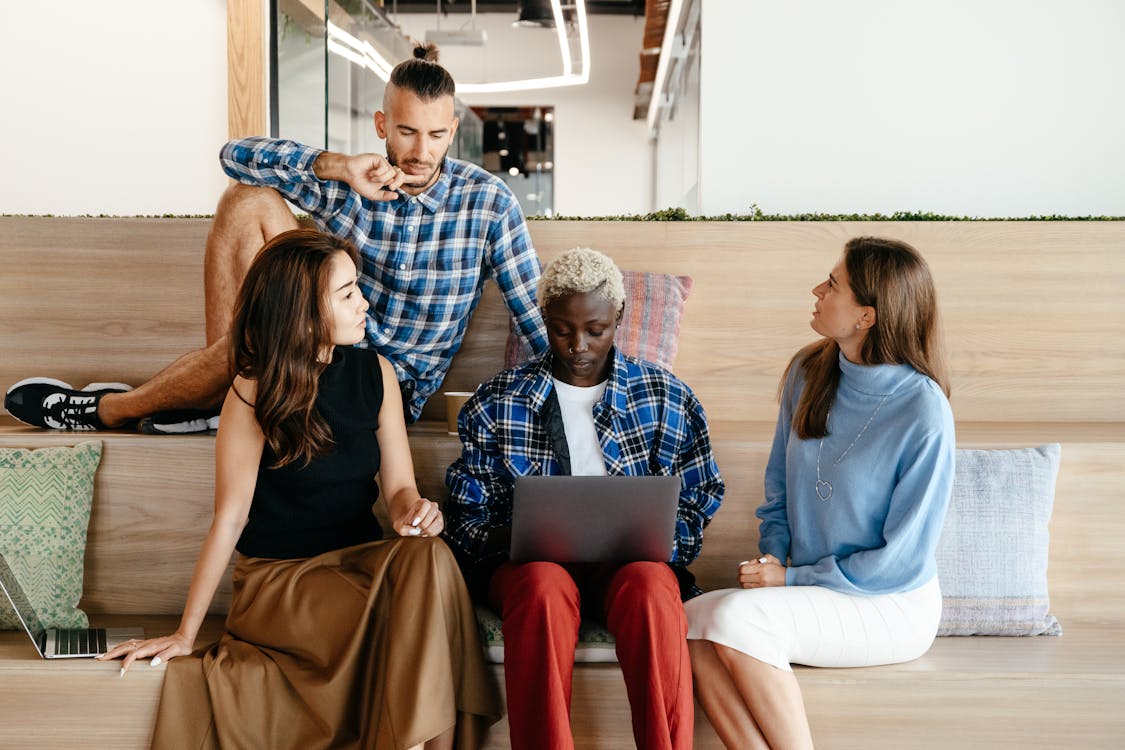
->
<box><xmin>100</xmin><ymin>229</ymin><xmax>500</xmax><ymax>749</ymax></box>
<box><xmin>444</xmin><ymin>247</ymin><xmax>724</xmax><ymax>750</ymax></box>
<box><xmin>686</xmin><ymin>237</ymin><xmax>955</xmax><ymax>749</ymax></box>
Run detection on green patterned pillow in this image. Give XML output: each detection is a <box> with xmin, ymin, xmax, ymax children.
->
<box><xmin>0</xmin><ymin>441</ymin><xmax>102</xmax><ymax>630</ymax></box>
<box><xmin>474</xmin><ymin>604</ymin><xmax>619</xmax><ymax>664</ymax></box>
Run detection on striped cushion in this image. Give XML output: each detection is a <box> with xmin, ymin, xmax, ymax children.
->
<box><xmin>0</xmin><ymin>441</ymin><xmax>101</xmax><ymax>630</ymax></box>
<box><xmin>506</xmin><ymin>271</ymin><xmax>694</xmax><ymax>371</ymax></box>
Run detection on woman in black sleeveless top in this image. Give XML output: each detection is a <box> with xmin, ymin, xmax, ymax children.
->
<box><xmin>100</xmin><ymin>229</ymin><xmax>500</xmax><ymax>750</ymax></box>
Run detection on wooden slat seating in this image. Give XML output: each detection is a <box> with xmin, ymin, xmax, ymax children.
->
<box><xmin>1</xmin><ymin>218</ymin><xmax>1123</xmax><ymax>748</ymax></box>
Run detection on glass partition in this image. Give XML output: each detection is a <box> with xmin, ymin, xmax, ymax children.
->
<box><xmin>273</xmin><ymin>0</ymin><xmax>482</xmax><ymax>160</ymax></box>
<box><xmin>475</xmin><ymin>106</ymin><xmax>555</xmax><ymax>218</ymax></box>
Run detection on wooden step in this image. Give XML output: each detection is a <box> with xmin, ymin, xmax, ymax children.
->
<box><xmin>2</xmin><ymin>617</ymin><xmax>1122</xmax><ymax>749</ymax></box>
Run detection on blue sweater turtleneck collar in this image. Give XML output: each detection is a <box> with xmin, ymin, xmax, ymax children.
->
<box><xmin>837</xmin><ymin>352</ymin><xmax>916</xmax><ymax>397</ymax></box>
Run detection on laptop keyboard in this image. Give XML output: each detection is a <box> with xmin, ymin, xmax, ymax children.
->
<box><xmin>53</xmin><ymin>628</ymin><xmax>107</xmax><ymax>656</ymax></box>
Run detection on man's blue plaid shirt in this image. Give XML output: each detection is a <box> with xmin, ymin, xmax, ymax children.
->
<box><xmin>444</xmin><ymin>349</ymin><xmax>724</xmax><ymax>573</ymax></box>
<box><xmin>221</xmin><ymin>137</ymin><xmax>548</xmax><ymax>420</ymax></box>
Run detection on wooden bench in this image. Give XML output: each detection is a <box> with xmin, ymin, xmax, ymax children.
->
<box><xmin>2</xmin><ymin>217</ymin><xmax>1123</xmax><ymax>748</ymax></box>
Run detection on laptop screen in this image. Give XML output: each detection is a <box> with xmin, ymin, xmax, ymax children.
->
<box><xmin>0</xmin><ymin>551</ymin><xmax>48</xmax><ymax>652</ymax></box>
<box><xmin>511</xmin><ymin>475</ymin><xmax>680</xmax><ymax>563</ymax></box>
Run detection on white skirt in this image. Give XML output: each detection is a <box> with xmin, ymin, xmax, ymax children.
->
<box><xmin>685</xmin><ymin>577</ymin><xmax>941</xmax><ymax>671</ymax></box>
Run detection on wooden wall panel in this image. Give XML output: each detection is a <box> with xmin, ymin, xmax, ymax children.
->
<box><xmin>442</xmin><ymin>221</ymin><xmax>1125</xmax><ymax>425</ymax></box>
<box><xmin>2</xmin><ymin>218</ymin><xmax>1122</xmax><ymax>427</ymax></box>
<box><xmin>227</xmin><ymin>0</ymin><xmax>266</xmax><ymax>139</ymax></box>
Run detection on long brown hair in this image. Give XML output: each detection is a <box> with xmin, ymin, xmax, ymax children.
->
<box><xmin>786</xmin><ymin>237</ymin><xmax>950</xmax><ymax>439</ymax></box>
<box><xmin>229</xmin><ymin>229</ymin><xmax>362</xmax><ymax>467</ymax></box>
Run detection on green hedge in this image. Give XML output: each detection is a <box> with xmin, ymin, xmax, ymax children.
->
<box><xmin>533</xmin><ymin>206</ymin><xmax>1125</xmax><ymax>222</ymax></box>
<box><xmin>6</xmin><ymin>208</ymin><xmax>1123</xmax><ymax>221</ymax></box>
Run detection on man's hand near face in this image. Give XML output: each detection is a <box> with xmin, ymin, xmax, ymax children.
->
<box><xmin>313</xmin><ymin>152</ymin><xmax>406</xmax><ymax>202</ymax></box>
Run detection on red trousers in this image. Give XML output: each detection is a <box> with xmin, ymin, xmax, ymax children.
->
<box><xmin>488</xmin><ymin>560</ymin><xmax>693</xmax><ymax>750</ymax></box>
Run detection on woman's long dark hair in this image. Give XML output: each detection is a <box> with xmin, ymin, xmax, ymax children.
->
<box><xmin>229</xmin><ymin>229</ymin><xmax>361</xmax><ymax>467</ymax></box>
<box><xmin>786</xmin><ymin>237</ymin><xmax>950</xmax><ymax>440</ymax></box>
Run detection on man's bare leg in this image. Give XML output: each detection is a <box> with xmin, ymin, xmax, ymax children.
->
<box><xmin>96</xmin><ymin>185</ymin><xmax>298</xmax><ymax>427</ymax></box>
<box><xmin>203</xmin><ymin>183</ymin><xmax>301</xmax><ymax>345</ymax></box>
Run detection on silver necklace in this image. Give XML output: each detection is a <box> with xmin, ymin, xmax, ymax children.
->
<box><xmin>814</xmin><ymin>394</ymin><xmax>890</xmax><ymax>501</ymax></box>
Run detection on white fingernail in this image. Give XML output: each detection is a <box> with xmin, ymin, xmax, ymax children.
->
<box><xmin>412</xmin><ymin>517</ymin><xmax>421</xmax><ymax>527</ymax></box>
<box><xmin>151</xmin><ymin>657</ymin><xmax>162</xmax><ymax>667</ymax></box>
<box><xmin>759</xmin><ymin>556</ymin><xmax>769</xmax><ymax>563</ymax></box>
<box><xmin>119</xmin><ymin>667</ymin><xmax>125</xmax><ymax>678</ymax></box>
<box><xmin>738</xmin><ymin>560</ymin><xmax>750</xmax><ymax>566</ymax></box>
<box><xmin>408</xmin><ymin>527</ymin><xmax>422</xmax><ymax>536</ymax></box>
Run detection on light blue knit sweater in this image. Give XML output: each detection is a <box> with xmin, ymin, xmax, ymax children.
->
<box><xmin>757</xmin><ymin>352</ymin><xmax>955</xmax><ymax>595</ymax></box>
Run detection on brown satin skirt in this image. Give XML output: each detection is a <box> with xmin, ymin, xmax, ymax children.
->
<box><xmin>151</xmin><ymin>537</ymin><xmax>501</xmax><ymax>750</ymax></box>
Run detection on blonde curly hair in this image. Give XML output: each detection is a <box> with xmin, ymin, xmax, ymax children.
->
<box><xmin>538</xmin><ymin>247</ymin><xmax>625</xmax><ymax>312</ymax></box>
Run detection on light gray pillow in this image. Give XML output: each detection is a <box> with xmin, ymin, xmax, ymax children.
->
<box><xmin>935</xmin><ymin>444</ymin><xmax>1062</xmax><ymax>636</ymax></box>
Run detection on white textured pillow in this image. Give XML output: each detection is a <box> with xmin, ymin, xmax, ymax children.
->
<box><xmin>935</xmin><ymin>444</ymin><xmax>1062</xmax><ymax>636</ymax></box>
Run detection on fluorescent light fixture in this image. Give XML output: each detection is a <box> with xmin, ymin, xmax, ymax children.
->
<box><xmin>327</xmin><ymin>21</ymin><xmax>393</xmax><ymax>81</ymax></box>
<box><xmin>553</xmin><ymin>1</ymin><xmax>571</xmax><ymax>78</ymax></box>
<box><xmin>326</xmin><ymin>2</ymin><xmax>589</xmax><ymax>94</ymax></box>
<box><xmin>646</xmin><ymin>0</ymin><xmax>685</xmax><ymax>132</ymax></box>
<box><xmin>457</xmin><ymin>0</ymin><xmax>590</xmax><ymax>94</ymax></box>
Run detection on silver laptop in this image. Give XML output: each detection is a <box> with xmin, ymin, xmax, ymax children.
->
<box><xmin>0</xmin><ymin>551</ymin><xmax>143</xmax><ymax>659</ymax></box>
<box><xmin>510</xmin><ymin>475</ymin><xmax>680</xmax><ymax>563</ymax></box>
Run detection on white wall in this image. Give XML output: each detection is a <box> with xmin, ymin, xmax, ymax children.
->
<box><xmin>0</xmin><ymin>2</ymin><xmax>230</xmax><ymax>216</ymax></box>
<box><xmin>696</xmin><ymin>0</ymin><xmax>1125</xmax><ymax>216</ymax></box>
<box><xmin>0</xmin><ymin>5</ymin><xmax>648</xmax><ymax>217</ymax></box>
<box><xmin>396</xmin><ymin>12</ymin><xmax>653</xmax><ymax>217</ymax></box>
<box><xmin>9</xmin><ymin>3</ymin><xmax>1115</xmax><ymax>218</ymax></box>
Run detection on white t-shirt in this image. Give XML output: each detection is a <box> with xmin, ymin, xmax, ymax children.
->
<box><xmin>552</xmin><ymin>378</ymin><xmax>609</xmax><ymax>476</ymax></box>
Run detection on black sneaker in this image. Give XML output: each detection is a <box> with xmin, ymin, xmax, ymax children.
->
<box><xmin>138</xmin><ymin>408</ymin><xmax>221</xmax><ymax>435</ymax></box>
<box><xmin>4</xmin><ymin>378</ymin><xmax>133</xmax><ymax>431</ymax></box>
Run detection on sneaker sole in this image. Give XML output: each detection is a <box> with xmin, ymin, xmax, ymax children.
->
<box><xmin>6</xmin><ymin>376</ymin><xmax>74</xmax><ymax>396</ymax></box>
<box><xmin>138</xmin><ymin>414</ymin><xmax>220</xmax><ymax>435</ymax></box>
<box><xmin>83</xmin><ymin>382</ymin><xmax>134</xmax><ymax>393</ymax></box>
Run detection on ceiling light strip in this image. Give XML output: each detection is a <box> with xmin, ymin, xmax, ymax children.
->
<box><xmin>326</xmin><ymin>3</ymin><xmax>591</xmax><ymax>94</ymax></box>
<box><xmin>460</xmin><ymin>0</ymin><xmax>590</xmax><ymax>93</ymax></box>
<box><xmin>552</xmin><ymin>0</ymin><xmax>572</xmax><ymax>77</ymax></box>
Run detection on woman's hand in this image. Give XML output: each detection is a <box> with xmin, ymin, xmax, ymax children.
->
<box><xmin>392</xmin><ymin>496</ymin><xmax>444</xmax><ymax>538</ymax></box>
<box><xmin>96</xmin><ymin>631</ymin><xmax>194</xmax><ymax>676</ymax></box>
<box><xmin>738</xmin><ymin>554</ymin><xmax>786</xmax><ymax>589</ymax></box>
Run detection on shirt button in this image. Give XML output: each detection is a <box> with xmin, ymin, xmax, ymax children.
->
<box><xmin>384</xmin><ymin>328</ymin><xmax>391</xmax><ymax>335</ymax></box>
<box><xmin>399</xmin><ymin>263</ymin><xmax>406</xmax><ymax>270</ymax></box>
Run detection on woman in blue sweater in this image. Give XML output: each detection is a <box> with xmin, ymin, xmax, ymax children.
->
<box><xmin>686</xmin><ymin>237</ymin><xmax>955</xmax><ymax>749</ymax></box>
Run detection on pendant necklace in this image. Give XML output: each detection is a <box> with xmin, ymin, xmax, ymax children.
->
<box><xmin>814</xmin><ymin>393</ymin><xmax>890</xmax><ymax>501</ymax></box>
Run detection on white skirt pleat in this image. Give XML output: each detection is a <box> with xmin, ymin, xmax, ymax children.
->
<box><xmin>685</xmin><ymin>577</ymin><xmax>941</xmax><ymax>671</ymax></box>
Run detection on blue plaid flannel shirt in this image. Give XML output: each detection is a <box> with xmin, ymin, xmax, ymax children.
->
<box><xmin>444</xmin><ymin>349</ymin><xmax>724</xmax><ymax>574</ymax></box>
<box><xmin>220</xmin><ymin>137</ymin><xmax>548</xmax><ymax>420</ymax></box>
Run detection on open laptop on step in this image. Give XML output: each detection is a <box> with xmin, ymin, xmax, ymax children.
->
<box><xmin>510</xmin><ymin>475</ymin><xmax>680</xmax><ymax>563</ymax></box>
<box><xmin>0</xmin><ymin>550</ymin><xmax>143</xmax><ymax>658</ymax></box>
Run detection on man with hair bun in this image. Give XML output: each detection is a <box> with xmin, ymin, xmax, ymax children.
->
<box><xmin>445</xmin><ymin>247</ymin><xmax>725</xmax><ymax>750</ymax></box>
<box><xmin>6</xmin><ymin>43</ymin><xmax>546</xmax><ymax>433</ymax></box>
